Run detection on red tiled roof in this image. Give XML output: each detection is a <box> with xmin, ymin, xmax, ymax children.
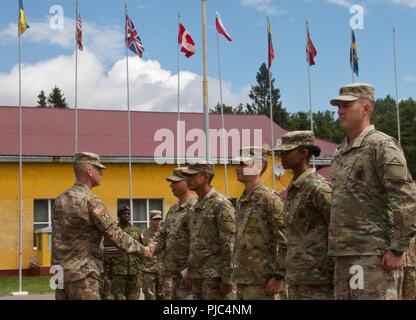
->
<box><xmin>0</xmin><ymin>107</ymin><xmax>337</xmax><ymax>158</ymax></box>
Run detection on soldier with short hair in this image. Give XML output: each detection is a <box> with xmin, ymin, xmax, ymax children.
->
<box><xmin>150</xmin><ymin>167</ymin><xmax>196</xmax><ymax>300</ymax></box>
<box><xmin>232</xmin><ymin>146</ymin><xmax>287</xmax><ymax>300</ymax></box>
<box><xmin>107</xmin><ymin>205</ymin><xmax>142</xmax><ymax>300</ymax></box>
<box><xmin>52</xmin><ymin>152</ymin><xmax>152</xmax><ymax>300</ymax></box>
<box><xmin>329</xmin><ymin>83</ymin><xmax>416</xmax><ymax>300</ymax></box>
<box><xmin>276</xmin><ymin>131</ymin><xmax>334</xmax><ymax>300</ymax></box>
<box><xmin>141</xmin><ymin>210</ymin><xmax>164</xmax><ymax>300</ymax></box>
<box><xmin>183</xmin><ymin>163</ymin><xmax>236</xmax><ymax>300</ymax></box>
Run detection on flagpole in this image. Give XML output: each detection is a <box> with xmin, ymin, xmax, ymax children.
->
<box><xmin>202</xmin><ymin>0</ymin><xmax>209</xmax><ymax>162</ymax></box>
<box><xmin>125</xmin><ymin>4</ymin><xmax>133</xmax><ymax>220</ymax></box>
<box><xmin>306</xmin><ymin>20</ymin><xmax>315</xmax><ymax>169</ymax></box>
<box><xmin>177</xmin><ymin>12</ymin><xmax>181</xmax><ymax>167</ymax></box>
<box><xmin>75</xmin><ymin>0</ymin><xmax>79</xmax><ymax>153</ymax></box>
<box><xmin>216</xmin><ymin>15</ymin><xmax>229</xmax><ymax>196</ymax></box>
<box><xmin>392</xmin><ymin>28</ymin><xmax>401</xmax><ymax>145</ymax></box>
<box><xmin>268</xmin><ymin>17</ymin><xmax>276</xmax><ymax>191</ymax></box>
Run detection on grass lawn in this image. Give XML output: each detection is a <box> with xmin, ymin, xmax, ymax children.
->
<box><xmin>0</xmin><ymin>276</ymin><xmax>53</xmax><ymax>294</ymax></box>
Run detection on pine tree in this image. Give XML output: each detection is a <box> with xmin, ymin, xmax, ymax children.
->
<box><xmin>37</xmin><ymin>90</ymin><xmax>47</xmax><ymax>108</ymax></box>
<box><xmin>246</xmin><ymin>63</ymin><xmax>289</xmax><ymax>128</ymax></box>
<box><xmin>47</xmin><ymin>86</ymin><xmax>69</xmax><ymax>108</ymax></box>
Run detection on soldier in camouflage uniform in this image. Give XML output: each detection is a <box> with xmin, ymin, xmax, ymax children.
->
<box><xmin>329</xmin><ymin>83</ymin><xmax>416</xmax><ymax>300</ymax></box>
<box><xmin>276</xmin><ymin>131</ymin><xmax>334</xmax><ymax>300</ymax></box>
<box><xmin>232</xmin><ymin>147</ymin><xmax>287</xmax><ymax>300</ymax></box>
<box><xmin>141</xmin><ymin>210</ymin><xmax>163</xmax><ymax>300</ymax></box>
<box><xmin>183</xmin><ymin>163</ymin><xmax>236</xmax><ymax>300</ymax></box>
<box><xmin>52</xmin><ymin>152</ymin><xmax>152</xmax><ymax>300</ymax></box>
<box><xmin>402</xmin><ymin>237</ymin><xmax>416</xmax><ymax>299</ymax></box>
<box><xmin>107</xmin><ymin>205</ymin><xmax>142</xmax><ymax>300</ymax></box>
<box><xmin>151</xmin><ymin>167</ymin><xmax>196</xmax><ymax>300</ymax></box>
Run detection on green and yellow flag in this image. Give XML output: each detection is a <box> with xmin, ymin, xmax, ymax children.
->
<box><xmin>18</xmin><ymin>0</ymin><xmax>29</xmax><ymax>36</ymax></box>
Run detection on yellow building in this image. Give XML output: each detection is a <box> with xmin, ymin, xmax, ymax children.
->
<box><xmin>0</xmin><ymin>107</ymin><xmax>335</xmax><ymax>274</ymax></box>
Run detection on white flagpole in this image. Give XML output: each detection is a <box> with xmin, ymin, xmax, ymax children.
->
<box><xmin>202</xmin><ymin>0</ymin><xmax>209</xmax><ymax>162</ymax></box>
<box><xmin>306</xmin><ymin>20</ymin><xmax>316</xmax><ymax>169</ymax></box>
<box><xmin>392</xmin><ymin>28</ymin><xmax>401</xmax><ymax>145</ymax></box>
<box><xmin>14</xmin><ymin>0</ymin><xmax>27</xmax><ymax>296</ymax></box>
<box><xmin>216</xmin><ymin>14</ymin><xmax>229</xmax><ymax>196</ymax></box>
<box><xmin>125</xmin><ymin>4</ymin><xmax>133</xmax><ymax>220</ymax></box>
<box><xmin>268</xmin><ymin>18</ymin><xmax>276</xmax><ymax>191</ymax></box>
<box><xmin>75</xmin><ymin>0</ymin><xmax>79</xmax><ymax>153</ymax></box>
<box><xmin>177</xmin><ymin>12</ymin><xmax>181</xmax><ymax>167</ymax></box>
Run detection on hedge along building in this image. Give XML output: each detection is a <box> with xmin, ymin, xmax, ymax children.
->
<box><xmin>0</xmin><ymin>106</ymin><xmax>337</xmax><ymax>274</ymax></box>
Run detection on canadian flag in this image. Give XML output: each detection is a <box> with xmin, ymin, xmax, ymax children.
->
<box><xmin>215</xmin><ymin>12</ymin><xmax>232</xmax><ymax>42</ymax></box>
<box><xmin>178</xmin><ymin>23</ymin><xmax>195</xmax><ymax>58</ymax></box>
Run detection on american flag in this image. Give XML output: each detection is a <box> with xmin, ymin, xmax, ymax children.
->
<box><xmin>76</xmin><ymin>12</ymin><xmax>83</xmax><ymax>51</ymax></box>
<box><xmin>126</xmin><ymin>14</ymin><xmax>144</xmax><ymax>57</ymax></box>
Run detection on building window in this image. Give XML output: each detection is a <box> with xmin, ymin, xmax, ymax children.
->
<box><xmin>117</xmin><ymin>199</ymin><xmax>164</xmax><ymax>230</ymax></box>
<box><xmin>34</xmin><ymin>199</ymin><xmax>53</xmax><ymax>249</ymax></box>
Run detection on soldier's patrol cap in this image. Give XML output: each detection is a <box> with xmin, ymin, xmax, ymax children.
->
<box><xmin>232</xmin><ymin>145</ymin><xmax>270</xmax><ymax>164</ymax></box>
<box><xmin>182</xmin><ymin>162</ymin><xmax>215</xmax><ymax>176</ymax></box>
<box><xmin>74</xmin><ymin>152</ymin><xmax>106</xmax><ymax>169</ymax></box>
<box><xmin>166</xmin><ymin>167</ymin><xmax>188</xmax><ymax>182</ymax></box>
<box><xmin>118</xmin><ymin>205</ymin><xmax>130</xmax><ymax>214</ymax></box>
<box><xmin>330</xmin><ymin>83</ymin><xmax>374</xmax><ymax>106</ymax></box>
<box><xmin>275</xmin><ymin>131</ymin><xmax>315</xmax><ymax>152</ymax></box>
<box><xmin>149</xmin><ymin>210</ymin><xmax>162</xmax><ymax>220</ymax></box>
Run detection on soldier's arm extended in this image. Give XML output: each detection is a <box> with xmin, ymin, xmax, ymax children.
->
<box><xmin>268</xmin><ymin>195</ymin><xmax>287</xmax><ymax>279</ymax></box>
<box><xmin>87</xmin><ymin>196</ymin><xmax>147</xmax><ymax>257</ymax></box>
<box><xmin>217</xmin><ymin>200</ymin><xmax>236</xmax><ymax>285</ymax></box>
<box><xmin>375</xmin><ymin>140</ymin><xmax>416</xmax><ymax>253</ymax></box>
<box><xmin>311</xmin><ymin>181</ymin><xmax>332</xmax><ymax>225</ymax></box>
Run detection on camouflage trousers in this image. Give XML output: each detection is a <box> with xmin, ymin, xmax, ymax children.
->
<box><xmin>142</xmin><ymin>272</ymin><xmax>163</xmax><ymax>300</ymax></box>
<box><xmin>192</xmin><ymin>278</ymin><xmax>235</xmax><ymax>300</ymax></box>
<box><xmin>55</xmin><ymin>275</ymin><xmax>102</xmax><ymax>300</ymax></box>
<box><xmin>402</xmin><ymin>266</ymin><xmax>416</xmax><ymax>300</ymax></box>
<box><xmin>288</xmin><ymin>284</ymin><xmax>333</xmax><ymax>300</ymax></box>
<box><xmin>236</xmin><ymin>283</ymin><xmax>274</xmax><ymax>300</ymax></box>
<box><xmin>333</xmin><ymin>255</ymin><xmax>403</xmax><ymax>300</ymax></box>
<box><xmin>161</xmin><ymin>274</ymin><xmax>193</xmax><ymax>300</ymax></box>
<box><xmin>101</xmin><ymin>274</ymin><xmax>113</xmax><ymax>300</ymax></box>
<box><xmin>111</xmin><ymin>274</ymin><xmax>141</xmax><ymax>300</ymax></box>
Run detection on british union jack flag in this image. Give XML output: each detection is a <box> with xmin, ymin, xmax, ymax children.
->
<box><xmin>126</xmin><ymin>14</ymin><xmax>144</xmax><ymax>57</ymax></box>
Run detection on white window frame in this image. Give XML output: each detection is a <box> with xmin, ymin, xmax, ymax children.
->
<box><xmin>33</xmin><ymin>199</ymin><xmax>53</xmax><ymax>249</ymax></box>
<box><xmin>117</xmin><ymin>198</ymin><xmax>164</xmax><ymax>228</ymax></box>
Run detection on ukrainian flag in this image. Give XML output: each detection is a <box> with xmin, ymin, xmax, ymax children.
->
<box><xmin>18</xmin><ymin>0</ymin><xmax>29</xmax><ymax>36</ymax></box>
<box><xmin>350</xmin><ymin>30</ymin><xmax>359</xmax><ymax>76</ymax></box>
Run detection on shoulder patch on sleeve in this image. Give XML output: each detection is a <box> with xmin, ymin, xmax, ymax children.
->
<box><xmin>91</xmin><ymin>203</ymin><xmax>112</xmax><ymax>228</ymax></box>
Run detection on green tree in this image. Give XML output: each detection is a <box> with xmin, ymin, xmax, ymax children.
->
<box><xmin>210</xmin><ymin>102</ymin><xmax>245</xmax><ymax>114</ymax></box>
<box><xmin>37</xmin><ymin>90</ymin><xmax>47</xmax><ymax>108</ymax></box>
<box><xmin>47</xmin><ymin>86</ymin><xmax>69</xmax><ymax>108</ymax></box>
<box><xmin>246</xmin><ymin>63</ymin><xmax>289</xmax><ymax>128</ymax></box>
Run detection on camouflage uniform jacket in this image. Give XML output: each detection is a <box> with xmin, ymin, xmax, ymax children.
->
<box><xmin>283</xmin><ymin>169</ymin><xmax>333</xmax><ymax>285</ymax></box>
<box><xmin>141</xmin><ymin>227</ymin><xmax>161</xmax><ymax>274</ymax></box>
<box><xmin>107</xmin><ymin>224</ymin><xmax>142</xmax><ymax>275</ymax></box>
<box><xmin>153</xmin><ymin>197</ymin><xmax>197</xmax><ymax>275</ymax></box>
<box><xmin>188</xmin><ymin>188</ymin><xmax>236</xmax><ymax>284</ymax></box>
<box><xmin>233</xmin><ymin>184</ymin><xmax>286</xmax><ymax>285</ymax></box>
<box><xmin>52</xmin><ymin>183</ymin><xmax>145</xmax><ymax>282</ymax></box>
<box><xmin>329</xmin><ymin>125</ymin><xmax>416</xmax><ymax>256</ymax></box>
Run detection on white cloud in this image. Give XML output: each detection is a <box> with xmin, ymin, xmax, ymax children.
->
<box><xmin>0</xmin><ymin>51</ymin><xmax>249</xmax><ymax>112</ymax></box>
<box><xmin>390</xmin><ymin>0</ymin><xmax>416</xmax><ymax>7</ymax></box>
<box><xmin>404</xmin><ymin>75</ymin><xmax>416</xmax><ymax>82</ymax></box>
<box><xmin>0</xmin><ymin>17</ymin><xmax>124</xmax><ymax>62</ymax></box>
<box><xmin>326</xmin><ymin>0</ymin><xmax>353</xmax><ymax>7</ymax></box>
<box><xmin>241</xmin><ymin>0</ymin><xmax>286</xmax><ymax>16</ymax></box>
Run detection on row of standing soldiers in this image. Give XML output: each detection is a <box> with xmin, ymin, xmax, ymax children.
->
<box><xmin>52</xmin><ymin>83</ymin><xmax>416</xmax><ymax>300</ymax></box>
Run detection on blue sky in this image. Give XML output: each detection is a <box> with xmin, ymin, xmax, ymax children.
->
<box><xmin>1</xmin><ymin>0</ymin><xmax>416</xmax><ymax>114</ymax></box>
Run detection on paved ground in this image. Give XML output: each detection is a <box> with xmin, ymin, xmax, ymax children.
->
<box><xmin>0</xmin><ymin>293</ymin><xmax>55</xmax><ymax>300</ymax></box>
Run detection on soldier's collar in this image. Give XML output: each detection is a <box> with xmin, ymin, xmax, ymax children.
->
<box><xmin>290</xmin><ymin>168</ymin><xmax>316</xmax><ymax>189</ymax></box>
<box><xmin>197</xmin><ymin>187</ymin><xmax>216</xmax><ymax>208</ymax></box>
<box><xmin>179</xmin><ymin>196</ymin><xmax>197</xmax><ymax>209</ymax></box>
<box><xmin>75</xmin><ymin>182</ymin><xmax>90</xmax><ymax>190</ymax></box>
<box><xmin>347</xmin><ymin>125</ymin><xmax>375</xmax><ymax>150</ymax></box>
<box><xmin>240</xmin><ymin>184</ymin><xmax>264</xmax><ymax>202</ymax></box>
